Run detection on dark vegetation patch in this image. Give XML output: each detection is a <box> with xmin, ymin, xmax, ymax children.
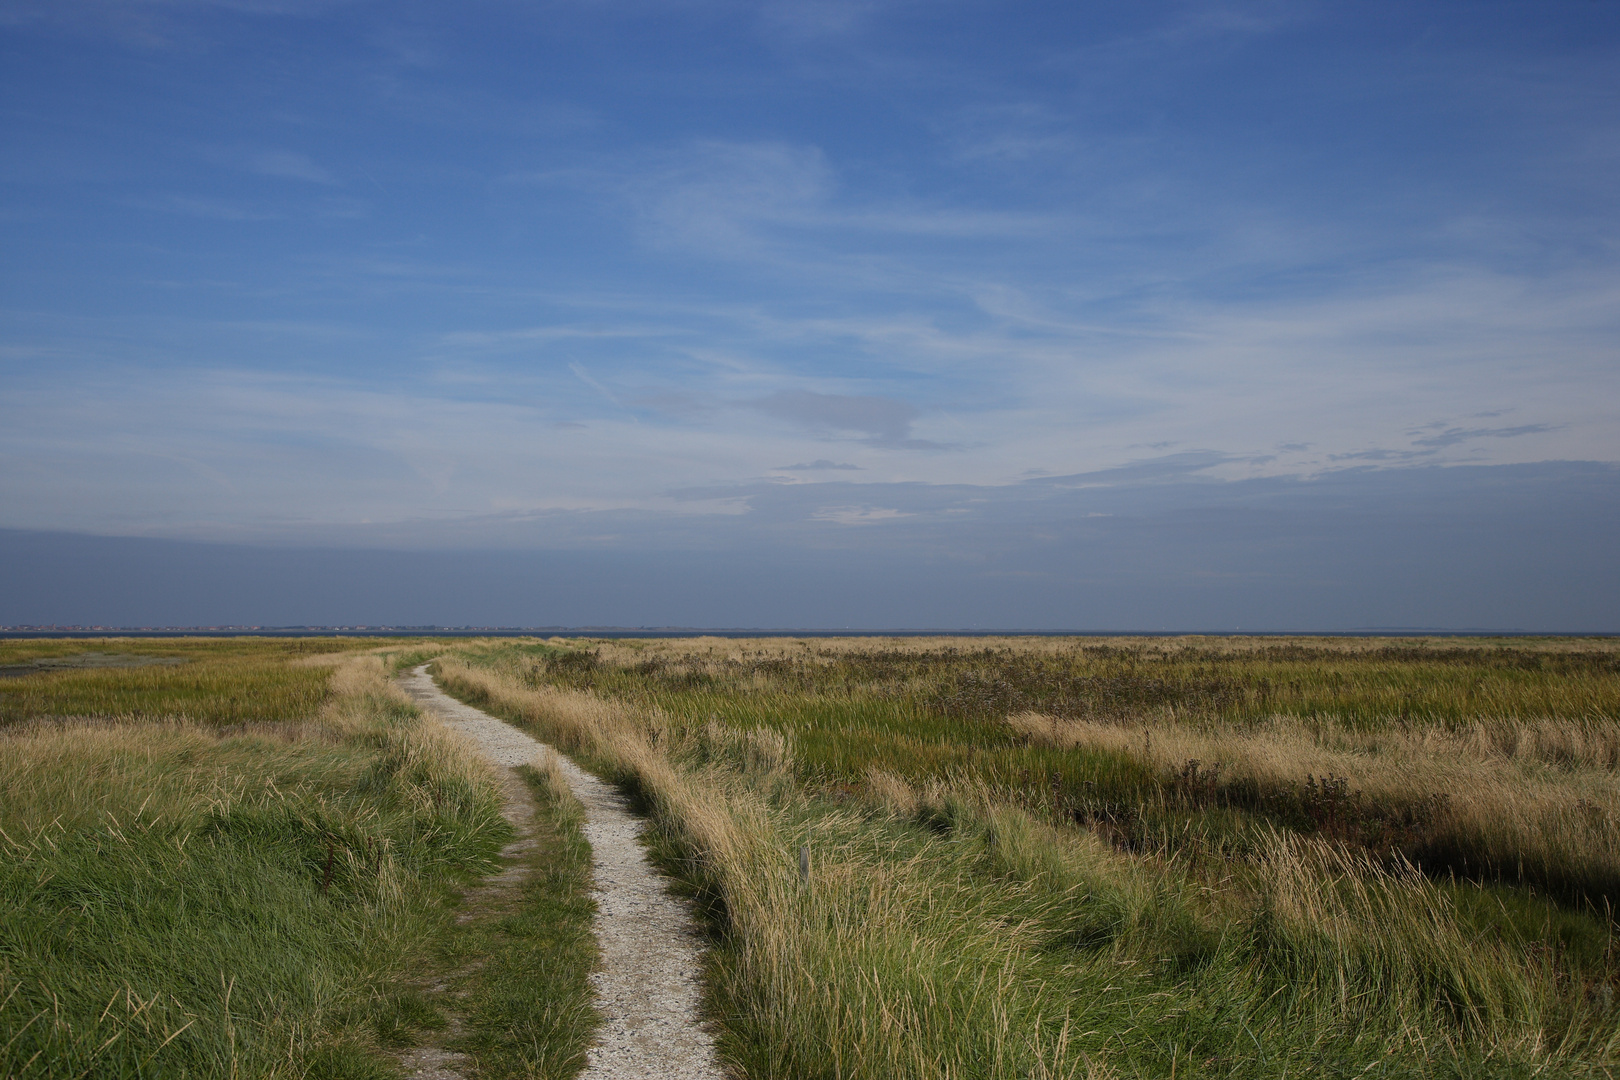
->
<box><xmin>0</xmin><ymin>651</ymin><xmax>191</xmax><ymax>678</ymax></box>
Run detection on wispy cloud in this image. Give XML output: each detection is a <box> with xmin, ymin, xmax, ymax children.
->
<box><xmin>1410</xmin><ymin>424</ymin><xmax>1558</xmax><ymax>449</ymax></box>
<box><xmin>634</xmin><ymin>141</ymin><xmax>832</xmax><ymax>254</ymax></box>
<box><xmin>206</xmin><ymin>145</ymin><xmax>336</xmax><ymax>184</ymax></box>
<box><xmin>946</xmin><ymin>102</ymin><xmax>1077</xmax><ymax>164</ymax></box>
<box><xmin>810</xmin><ymin>505</ymin><xmax>913</xmax><ymax>525</ymax></box>
<box><xmin>747</xmin><ymin>390</ymin><xmax>916</xmax><ymax>443</ymax></box>
<box><xmin>568</xmin><ymin>362</ymin><xmax>626</xmax><ymax>409</ymax></box>
<box><xmin>244</xmin><ymin>149</ymin><xmax>333</xmax><ymax>183</ymax></box>
<box><xmin>758</xmin><ymin>0</ymin><xmax>884</xmax><ymax>40</ymax></box>
<box><xmin>3</xmin><ymin>0</ymin><xmax>1617</xmax><ymax>563</ymax></box>
<box><xmin>615</xmin><ymin>139</ymin><xmax>1068</xmax><ymax>261</ymax></box>
<box><xmin>775</xmin><ymin>459</ymin><xmax>863</xmax><ymax>471</ymax></box>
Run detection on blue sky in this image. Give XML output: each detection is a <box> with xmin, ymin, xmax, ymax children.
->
<box><xmin>2</xmin><ymin>1</ymin><xmax>1617</xmax><ymax>628</ymax></box>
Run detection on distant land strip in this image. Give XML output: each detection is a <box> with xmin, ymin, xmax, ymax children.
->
<box><xmin>5</xmin><ymin>625</ymin><xmax>1609</xmax><ymax>639</ymax></box>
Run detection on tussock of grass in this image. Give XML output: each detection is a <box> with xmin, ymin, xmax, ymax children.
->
<box><xmin>438</xmin><ymin>638</ymin><xmax>1620</xmax><ymax>1078</ymax></box>
<box><xmin>1246</xmin><ymin>835</ymin><xmax>1549</xmax><ymax>1048</ymax></box>
<box><xmin>0</xmin><ymin>652</ymin><xmax>509</xmax><ymax>1078</ymax></box>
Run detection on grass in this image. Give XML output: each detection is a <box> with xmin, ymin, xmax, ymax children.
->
<box><xmin>0</xmin><ymin>641</ymin><xmax>513</xmax><ymax>1078</ymax></box>
<box><xmin>428</xmin><ymin>755</ymin><xmax>601</xmax><ymax>1078</ymax></box>
<box><xmin>9</xmin><ymin>633</ymin><xmax>1616</xmax><ymax>1077</ymax></box>
<box><xmin>435</xmin><ymin>635</ymin><xmax>1620</xmax><ymax>1079</ymax></box>
<box><xmin>482</xmin><ymin>635</ymin><xmax>1620</xmax><ymax>907</ymax></box>
<box><xmin>0</xmin><ymin>637</ymin><xmax>384</xmax><ymax>728</ymax></box>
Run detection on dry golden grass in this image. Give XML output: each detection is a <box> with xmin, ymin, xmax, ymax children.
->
<box><xmin>1007</xmin><ymin>709</ymin><xmax>1620</xmax><ymax>902</ymax></box>
<box><xmin>434</xmin><ymin>644</ymin><xmax>1620</xmax><ymax>1078</ymax></box>
<box><xmin>434</xmin><ymin>658</ymin><xmax>1116</xmax><ymax>1079</ymax></box>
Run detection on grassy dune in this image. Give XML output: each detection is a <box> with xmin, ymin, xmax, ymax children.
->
<box><xmin>438</xmin><ymin>635</ymin><xmax>1620</xmax><ymax>1079</ymax></box>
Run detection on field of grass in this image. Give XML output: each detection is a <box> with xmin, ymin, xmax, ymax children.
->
<box><xmin>0</xmin><ymin>637</ymin><xmax>599</xmax><ymax>1079</ymax></box>
<box><xmin>0</xmin><ymin>638</ymin><xmax>379</xmax><ymax>728</ymax></box>
<box><xmin>438</xmin><ymin>635</ymin><xmax>1620</xmax><ymax>1080</ymax></box>
<box><xmin>7</xmin><ymin>633</ymin><xmax>1617</xmax><ymax>1078</ymax></box>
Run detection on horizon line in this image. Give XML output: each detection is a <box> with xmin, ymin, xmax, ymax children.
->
<box><xmin>6</xmin><ymin>626</ymin><xmax>1614</xmax><ymax>639</ymax></box>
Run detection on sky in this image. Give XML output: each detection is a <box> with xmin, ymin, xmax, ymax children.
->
<box><xmin>2</xmin><ymin>0</ymin><xmax>1617</xmax><ymax>629</ymax></box>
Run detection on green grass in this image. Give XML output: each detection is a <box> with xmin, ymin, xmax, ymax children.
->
<box><xmin>473</xmin><ymin>637</ymin><xmax>1620</xmax><ymax>905</ymax></box>
<box><xmin>439</xmin><ymin>636</ymin><xmax>1620</xmax><ymax>1079</ymax></box>
<box><xmin>0</xmin><ymin>638</ymin><xmax>378</xmax><ymax>728</ymax></box>
<box><xmin>0</xmin><ymin>645</ymin><xmax>511</xmax><ymax>1078</ymax></box>
<box><xmin>432</xmin><ymin>759</ymin><xmax>601</xmax><ymax>1078</ymax></box>
<box><xmin>505</xmin><ymin>636</ymin><xmax>1620</xmax><ymax>730</ymax></box>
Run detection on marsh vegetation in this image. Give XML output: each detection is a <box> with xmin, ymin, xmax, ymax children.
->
<box><xmin>438</xmin><ymin>635</ymin><xmax>1620</xmax><ymax>1079</ymax></box>
<box><xmin>0</xmin><ymin>638</ymin><xmax>598</xmax><ymax>1079</ymax></box>
<box><xmin>5</xmin><ymin>633</ymin><xmax>1617</xmax><ymax>1078</ymax></box>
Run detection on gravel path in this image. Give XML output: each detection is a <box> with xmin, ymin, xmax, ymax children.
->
<box><xmin>398</xmin><ymin>665</ymin><xmax>727</xmax><ymax>1080</ymax></box>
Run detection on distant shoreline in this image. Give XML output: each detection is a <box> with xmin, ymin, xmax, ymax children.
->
<box><xmin>3</xmin><ymin>627</ymin><xmax>1610</xmax><ymax>639</ymax></box>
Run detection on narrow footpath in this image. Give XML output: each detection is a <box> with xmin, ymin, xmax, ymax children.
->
<box><xmin>397</xmin><ymin>664</ymin><xmax>727</xmax><ymax>1080</ymax></box>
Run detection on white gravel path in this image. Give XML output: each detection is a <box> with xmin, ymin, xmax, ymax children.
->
<box><xmin>398</xmin><ymin>665</ymin><xmax>727</xmax><ymax>1080</ymax></box>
